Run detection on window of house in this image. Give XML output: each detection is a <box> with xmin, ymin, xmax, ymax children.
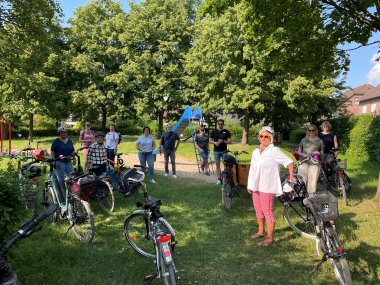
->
<box><xmin>354</xmin><ymin>97</ymin><xmax>359</xmax><ymax>105</ymax></box>
<box><xmin>362</xmin><ymin>105</ymin><xmax>367</xmax><ymax>113</ymax></box>
<box><xmin>371</xmin><ymin>103</ymin><xmax>377</xmax><ymax>113</ymax></box>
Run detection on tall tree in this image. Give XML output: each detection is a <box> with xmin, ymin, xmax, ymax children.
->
<box><xmin>113</xmin><ymin>0</ymin><xmax>196</xmax><ymax>136</ymax></box>
<box><xmin>0</xmin><ymin>0</ymin><xmax>63</xmax><ymax>139</ymax></box>
<box><xmin>66</xmin><ymin>0</ymin><xmax>128</xmax><ymax>130</ymax></box>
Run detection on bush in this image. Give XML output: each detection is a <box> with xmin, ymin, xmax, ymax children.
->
<box><xmin>289</xmin><ymin>128</ymin><xmax>305</xmax><ymax>144</ymax></box>
<box><xmin>0</xmin><ymin>163</ymin><xmax>26</xmax><ymax>243</ymax></box>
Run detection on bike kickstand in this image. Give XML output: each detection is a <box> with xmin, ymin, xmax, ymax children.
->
<box><xmin>61</xmin><ymin>224</ymin><xmax>75</xmax><ymax>240</ymax></box>
<box><xmin>310</xmin><ymin>254</ymin><xmax>328</xmax><ymax>275</ymax></box>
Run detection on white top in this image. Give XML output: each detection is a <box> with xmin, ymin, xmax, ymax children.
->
<box><xmin>247</xmin><ymin>144</ymin><xmax>293</xmax><ymax>196</ymax></box>
<box><xmin>106</xmin><ymin>131</ymin><xmax>119</xmax><ymax>150</ymax></box>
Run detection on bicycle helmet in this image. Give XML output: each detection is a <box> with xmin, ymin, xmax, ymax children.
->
<box><xmin>57</xmin><ymin>126</ymin><xmax>67</xmax><ymax>133</ymax></box>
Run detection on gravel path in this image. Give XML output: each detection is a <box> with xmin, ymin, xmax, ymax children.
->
<box><xmin>122</xmin><ymin>152</ymin><xmax>218</xmax><ymax>184</ymax></box>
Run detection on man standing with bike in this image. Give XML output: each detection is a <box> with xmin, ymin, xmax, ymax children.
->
<box><xmin>86</xmin><ymin>131</ymin><xmax>108</xmax><ymax>176</ymax></box>
<box><xmin>210</xmin><ymin>119</ymin><xmax>231</xmax><ymax>184</ymax></box>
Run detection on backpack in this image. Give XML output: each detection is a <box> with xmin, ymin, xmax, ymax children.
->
<box><xmin>117</xmin><ymin>132</ymin><xmax>122</xmax><ymax>144</ymax></box>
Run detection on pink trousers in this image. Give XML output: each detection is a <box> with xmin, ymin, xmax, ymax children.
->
<box><xmin>251</xmin><ymin>191</ymin><xmax>276</xmax><ymax>223</ymax></box>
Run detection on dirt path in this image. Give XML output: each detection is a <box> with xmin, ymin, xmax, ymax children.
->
<box><xmin>122</xmin><ymin>152</ymin><xmax>218</xmax><ymax>184</ymax></box>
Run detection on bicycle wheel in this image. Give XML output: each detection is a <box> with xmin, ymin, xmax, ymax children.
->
<box><xmin>43</xmin><ymin>184</ymin><xmax>58</xmax><ymax>222</ymax></box>
<box><xmin>325</xmin><ymin>224</ymin><xmax>352</xmax><ymax>285</ymax></box>
<box><xmin>160</xmin><ymin>257</ymin><xmax>178</xmax><ymax>285</ymax></box>
<box><xmin>283</xmin><ymin>200</ymin><xmax>317</xmax><ymax>240</ymax></box>
<box><xmin>95</xmin><ymin>180</ymin><xmax>115</xmax><ymax>213</ymax></box>
<box><xmin>221</xmin><ymin>175</ymin><xmax>233</xmax><ymax>211</ymax></box>
<box><xmin>68</xmin><ymin>197</ymin><xmax>95</xmax><ymax>243</ymax></box>
<box><xmin>124</xmin><ymin>213</ymin><xmax>175</xmax><ymax>258</ymax></box>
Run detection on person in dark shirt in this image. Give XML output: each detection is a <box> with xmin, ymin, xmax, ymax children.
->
<box><xmin>195</xmin><ymin>127</ymin><xmax>210</xmax><ymax>175</ymax></box>
<box><xmin>160</xmin><ymin>123</ymin><xmax>180</xmax><ymax>178</ymax></box>
<box><xmin>319</xmin><ymin>121</ymin><xmax>338</xmax><ymax>156</ymax></box>
<box><xmin>210</xmin><ymin>119</ymin><xmax>232</xmax><ymax>184</ymax></box>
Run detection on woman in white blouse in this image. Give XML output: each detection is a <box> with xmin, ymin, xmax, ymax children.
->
<box><xmin>247</xmin><ymin>126</ymin><xmax>295</xmax><ymax>247</ymax></box>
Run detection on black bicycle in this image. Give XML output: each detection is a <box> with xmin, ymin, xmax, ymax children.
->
<box><xmin>0</xmin><ymin>202</ymin><xmax>58</xmax><ymax>285</ymax></box>
<box><xmin>220</xmin><ymin>150</ymin><xmax>248</xmax><ymax>211</ymax></box>
<box><xmin>122</xmin><ymin>168</ymin><xmax>178</xmax><ymax>284</ymax></box>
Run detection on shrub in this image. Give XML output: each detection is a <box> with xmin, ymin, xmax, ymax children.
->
<box><xmin>289</xmin><ymin>128</ymin><xmax>305</xmax><ymax>144</ymax></box>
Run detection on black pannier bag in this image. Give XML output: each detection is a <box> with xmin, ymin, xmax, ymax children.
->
<box><xmin>119</xmin><ymin>168</ymin><xmax>145</xmax><ymax>197</ymax></box>
<box><xmin>223</xmin><ymin>155</ymin><xmax>237</xmax><ymax>166</ymax></box>
<box><xmin>71</xmin><ymin>174</ymin><xmax>97</xmax><ymax>200</ymax></box>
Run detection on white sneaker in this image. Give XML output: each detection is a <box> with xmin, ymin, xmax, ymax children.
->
<box><xmin>150</xmin><ymin>179</ymin><xmax>156</xmax><ymax>183</ymax></box>
<box><xmin>172</xmin><ymin>175</ymin><xmax>177</xmax><ymax>179</ymax></box>
<box><xmin>164</xmin><ymin>172</ymin><xmax>168</xmax><ymax>177</ymax></box>
<box><xmin>215</xmin><ymin>179</ymin><xmax>222</xmax><ymax>185</ymax></box>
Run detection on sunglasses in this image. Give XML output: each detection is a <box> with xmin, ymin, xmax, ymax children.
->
<box><xmin>218</xmin><ymin>123</ymin><xmax>224</xmax><ymax>125</ymax></box>
<box><xmin>308</xmin><ymin>129</ymin><xmax>316</xmax><ymax>132</ymax></box>
<box><xmin>259</xmin><ymin>135</ymin><xmax>270</xmax><ymax>139</ymax></box>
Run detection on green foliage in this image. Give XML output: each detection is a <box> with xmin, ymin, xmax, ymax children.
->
<box><xmin>289</xmin><ymin>128</ymin><xmax>306</xmax><ymax>144</ymax></box>
<box><xmin>347</xmin><ymin>115</ymin><xmax>380</xmax><ymax>162</ymax></box>
<box><xmin>0</xmin><ymin>163</ymin><xmax>25</xmax><ymax>242</ymax></box>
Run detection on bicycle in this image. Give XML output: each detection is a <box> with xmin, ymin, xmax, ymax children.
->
<box><xmin>0</xmin><ymin>202</ymin><xmax>58</xmax><ymax>285</ymax></box>
<box><xmin>303</xmin><ymin>191</ymin><xmax>352</xmax><ymax>285</ymax></box>
<box><xmin>9</xmin><ymin>147</ymin><xmax>47</xmax><ymax>212</ymax></box>
<box><xmin>220</xmin><ymin>150</ymin><xmax>249</xmax><ymax>211</ymax></box>
<box><xmin>318</xmin><ymin>148</ymin><xmax>352</xmax><ymax>206</ymax></box>
<box><xmin>42</xmin><ymin>155</ymin><xmax>95</xmax><ymax>243</ymax></box>
<box><xmin>123</xmin><ymin>168</ymin><xmax>178</xmax><ymax>284</ymax></box>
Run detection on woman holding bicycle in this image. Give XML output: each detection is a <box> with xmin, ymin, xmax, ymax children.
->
<box><xmin>51</xmin><ymin>127</ymin><xmax>76</xmax><ymax>187</ymax></box>
<box><xmin>136</xmin><ymin>126</ymin><xmax>156</xmax><ymax>183</ymax></box>
<box><xmin>247</xmin><ymin>126</ymin><xmax>295</xmax><ymax>247</ymax></box>
<box><xmin>297</xmin><ymin>124</ymin><xmax>324</xmax><ymax>193</ymax></box>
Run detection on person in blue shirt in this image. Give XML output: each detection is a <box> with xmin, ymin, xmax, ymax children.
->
<box><xmin>136</xmin><ymin>126</ymin><xmax>156</xmax><ymax>183</ymax></box>
<box><xmin>51</xmin><ymin>126</ymin><xmax>76</xmax><ymax>187</ymax></box>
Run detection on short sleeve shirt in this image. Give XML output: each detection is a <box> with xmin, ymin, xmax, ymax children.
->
<box><xmin>51</xmin><ymin>138</ymin><xmax>74</xmax><ymax>162</ymax></box>
<box><xmin>299</xmin><ymin>137</ymin><xmax>323</xmax><ymax>156</ymax></box>
<box><xmin>210</xmin><ymin>129</ymin><xmax>231</xmax><ymax>152</ymax></box>
<box><xmin>161</xmin><ymin>131</ymin><xmax>180</xmax><ymax>151</ymax></box>
<box><xmin>195</xmin><ymin>135</ymin><xmax>209</xmax><ymax>151</ymax></box>
<box><xmin>137</xmin><ymin>135</ymin><xmax>155</xmax><ymax>152</ymax></box>
<box><xmin>80</xmin><ymin>130</ymin><xmax>95</xmax><ymax>148</ymax></box>
<box><xmin>106</xmin><ymin>131</ymin><xmax>119</xmax><ymax>150</ymax></box>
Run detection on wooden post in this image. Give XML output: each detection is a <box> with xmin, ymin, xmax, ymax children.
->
<box><xmin>376</xmin><ymin>172</ymin><xmax>380</xmax><ymax>203</ymax></box>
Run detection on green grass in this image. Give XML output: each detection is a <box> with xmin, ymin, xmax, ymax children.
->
<box><xmin>2</xmin><ymin>138</ymin><xmax>380</xmax><ymax>284</ymax></box>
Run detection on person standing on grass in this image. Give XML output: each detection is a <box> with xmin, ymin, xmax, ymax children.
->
<box><xmin>319</xmin><ymin>121</ymin><xmax>338</xmax><ymax>156</ymax></box>
<box><xmin>247</xmin><ymin>126</ymin><xmax>295</xmax><ymax>247</ymax></box>
<box><xmin>195</xmin><ymin>127</ymin><xmax>210</xmax><ymax>175</ymax></box>
<box><xmin>51</xmin><ymin>127</ymin><xmax>76</xmax><ymax>188</ymax></box>
<box><xmin>136</xmin><ymin>126</ymin><xmax>156</xmax><ymax>183</ymax></box>
<box><xmin>79</xmin><ymin>122</ymin><xmax>95</xmax><ymax>157</ymax></box>
<box><xmin>105</xmin><ymin>124</ymin><xmax>119</xmax><ymax>166</ymax></box>
<box><xmin>86</xmin><ymin>131</ymin><xmax>108</xmax><ymax>176</ymax></box>
<box><xmin>210</xmin><ymin>119</ymin><xmax>231</xmax><ymax>184</ymax></box>
<box><xmin>160</xmin><ymin>123</ymin><xmax>180</xmax><ymax>178</ymax></box>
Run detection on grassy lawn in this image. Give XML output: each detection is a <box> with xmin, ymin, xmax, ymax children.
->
<box><xmin>3</xmin><ymin>138</ymin><xmax>380</xmax><ymax>284</ymax></box>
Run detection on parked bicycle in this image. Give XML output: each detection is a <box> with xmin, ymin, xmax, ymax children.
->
<box><xmin>123</xmin><ymin>168</ymin><xmax>178</xmax><ymax>284</ymax></box>
<box><xmin>318</xmin><ymin>148</ymin><xmax>352</xmax><ymax>206</ymax></box>
<box><xmin>304</xmin><ymin>191</ymin><xmax>352</xmax><ymax>285</ymax></box>
<box><xmin>0</xmin><ymin>202</ymin><xmax>58</xmax><ymax>285</ymax></box>
<box><xmin>42</xmin><ymin>154</ymin><xmax>95</xmax><ymax>243</ymax></box>
<box><xmin>9</xmin><ymin>147</ymin><xmax>47</xmax><ymax>212</ymax></box>
<box><xmin>220</xmin><ymin>150</ymin><xmax>249</xmax><ymax>211</ymax></box>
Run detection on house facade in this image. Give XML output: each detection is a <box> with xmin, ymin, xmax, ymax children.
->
<box><xmin>343</xmin><ymin>84</ymin><xmax>375</xmax><ymax>115</ymax></box>
<box><xmin>359</xmin><ymin>85</ymin><xmax>380</xmax><ymax>115</ymax></box>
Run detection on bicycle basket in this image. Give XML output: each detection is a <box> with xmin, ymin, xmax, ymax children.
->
<box><xmin>119</xmin><ymin>168</ymin><xmax>145</xmax><ymax>197</ymax></box>
<box><xmin>308</xmin><ymin>190</ymin><xmax>339</xmax><ymax>222</ymax></box>
<box><xmin>71</xmin><ymin>174</ymin><xmax>97</xmax><ymax>200</ymax></box>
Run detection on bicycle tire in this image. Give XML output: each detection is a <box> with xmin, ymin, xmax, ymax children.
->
<box><xmin>124</xmin><ymin>213</ymin><xmax>175</xmax><ymax>258</ymax></box>
<box><xmin>95</xmin><ymin>180</ymin><xmax>115</xmax><ymax>213</ymax></box>
<box><xmin>283</xmin><ymin>200</ymin><xmax>317</xmax><ymax>240</ymax></box>
<box><xmin>161</xmin><ymin>257</ymin><xmax>178</xmax><ymax>285</ymax></box>
<box><xmin>221</xmin><ymin>175</ymin><xmax>233</xmax><ymax>211</ymax></box>
<box><xmin>43</xmin><ymin>184</ymin><xmax>58</xmax><ymax>223</ymax></box>
<box><xmin>68</xmin><ymin>197</ymin><xmax>95</xmax><ymax>243</ymax></box>
<box><xmin>325</xmin><ymin>224</ymin><xmax>352</xmax><ymax>285</ymax></box>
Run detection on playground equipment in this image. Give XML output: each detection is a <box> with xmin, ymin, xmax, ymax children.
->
<box><xmin>154</xmin><ymin>106</ymin><xmax>213</xmax><ymax>174</ymax></box>
<box><xmin>0</xmin><ymin>115</ymin><xmax>13</xmax><ymax>155</ymax></box>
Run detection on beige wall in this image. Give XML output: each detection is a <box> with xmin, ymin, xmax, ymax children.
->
<box><xmin>360</xmin><ymin>97</ymin><xmax>380</xmax><ymax>114</ymax></box>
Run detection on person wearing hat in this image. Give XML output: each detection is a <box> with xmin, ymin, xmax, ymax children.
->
<box><xmin>51</xmin><ymin>126</ymin><xmax>76</xmax><ymax>187</ymax></box>
<box><xmin>86</xmin><ymin>131</ymin><xmax>108</xmax><ymax>175</ymax></box>
<box><xmin>195</xmin><ymin>127</ymin><xmax>210</xmax><ymax>175</ymax></box>
<box><xmin>247</xmin><ymin>126</ymin><xmax>295</xmax><ymax>247</ymax></box>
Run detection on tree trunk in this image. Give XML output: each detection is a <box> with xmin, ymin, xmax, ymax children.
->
<box><xmin>158</xmin><ymin>111</ymin><xmax>164</xmax><ymax>138</ymax></box>
<box><xmin>101</xmin><ymin>104</ymin><xmax>107</xmax><ymax>132</ymax></box>
<box><xmin>375</xmin><ymin>172</ymin><xmax>380</xmax><ymax>203</ymax></box>
<box><xmin>28</xmin><ymin>113</ymin><xmax>33</xmax><ymax>142</ymax></box>
<box><xmin>241</xmin><ymin>111</ymin><xmax>249</xmax><ymax>145</ymax></box>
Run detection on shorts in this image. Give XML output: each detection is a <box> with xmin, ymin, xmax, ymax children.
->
<box><xmin>199</xmin><ymin>150</ymin><xmax>209</xmax><ymax>160</ymax></box>
<box><xmin>214</xmin><ymin>151</ymin><xmax>227</xmax><ymax>164</ymax></box>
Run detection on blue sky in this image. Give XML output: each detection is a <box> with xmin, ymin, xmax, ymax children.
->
<box><xmin>59</xmin><ymin>0</ymin><xmax>380</xmax><ymax>89</ymax></box>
